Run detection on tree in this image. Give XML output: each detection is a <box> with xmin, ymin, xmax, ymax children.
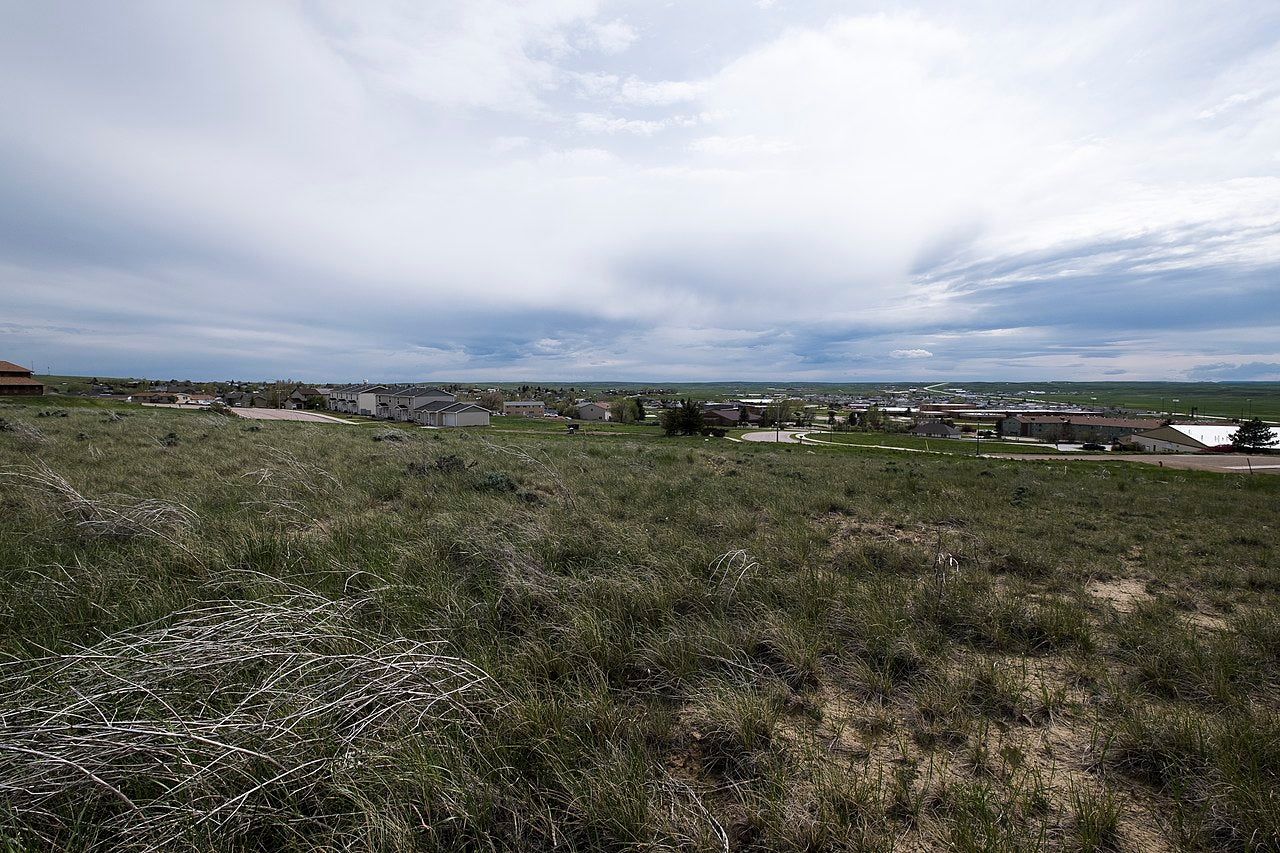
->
<box><xmin>864</xmin><ymin>405</ymin><xmax>884</xmax><ymax>431</ymax></box>
<box><xmin>1231</xmin><ymin>418</ymin><xmax>1277</xmax><ymax>451</ymax></box>
<box><xmin>760</xmin><ymin>399</ymin><xmax>792</xmax><ymax>428</ymax></box>
<box><xmin>660</xmin><ymin>399</ymin><xmax>705</xmax><ymax>436</ymax></box>
<box><xmin>478</xmin><ymin>390</ymin><xmax>505</xmax><ymax>411</ymax></box>
<box><xmin>610</xmin><ymin>398</ymin><xmax>644</xmax><ymax>424</ymax></box>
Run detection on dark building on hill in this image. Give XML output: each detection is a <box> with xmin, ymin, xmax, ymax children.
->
<box><xmin>909</xmin><ymin>420</ymin><xmax>962</xmax><ymax>438</ymax></box>
<box><xmin>0</xmin><ymin>361</ymin><xmax>44</xmax><ymax>396</ymax></box>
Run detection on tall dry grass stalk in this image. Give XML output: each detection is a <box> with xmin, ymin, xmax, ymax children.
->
<box><xmin>0</xmin><ymin>594</ymin><xmax>494</xmax><ymax>850</ymax></box>
<box><xmin>1</xmin><ymin>461</ymin><xmax>195</xmax><ymax>540</ymax></box>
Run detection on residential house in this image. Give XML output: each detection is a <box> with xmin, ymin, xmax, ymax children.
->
<box><xmin>0</xmin><ymin>360</ymin><xmax>43</xmax><ymax>396</ymax></box>
<box><xmin>335</xmin><ymin>384</ymin><xmax>389</xmax><ymax>416</ymax></box>
<box><xmin>222</xmin><ymin>391</ymin><xmax>269</xmax><ymax>408</ymax></box>
<box><xmin>128</xmin><ymin>391</ymin><xmax>179</xmax><ymax>404</ymax></box>
<box><xmin>383</xmin><ymin>387</ymin><xmax>455</xmax><ymax>421</ymax></box>
<box><xmin>413</xmin><ymin>400</ymin><xmax>492</xmax><ymax>428</ymax></box>
<box><xmin>503</xmin><ymin>400</ymin><xmax>546</xmax><ymax>418</ymax></box>
<box><xmin>283</xmin><ymin>385</ymin><xmax>325</xmax><ymax>410</ymax></box>
<box><xmin>573</xmin><ymin>401</ymin><xmax>611</xmax><ymax>421</ymax></box>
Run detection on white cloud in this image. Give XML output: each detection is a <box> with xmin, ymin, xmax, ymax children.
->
<box><xmin>890</xmin><ymin>349</ymin><xmax>934</xmax><ymax>359</ymax></box>
<box><xmin>689</xmin><ymin>134</ymin><xmax>796</xmax><ymax>155</ymax></box>
<box><xmin>576</xmin><ymin>112</ymin><xmax>669</xmax><ymax>135</ymax></box>
<box><xmin>617</xmin><ymin>77</ymin><xmax>704</xmax><ymax>104</ymax></box>
<box><xmin>582</xmin><ymin>18</ymin><xmax>637</xmax><ymax>54</ymax></box>
<box><xmin>1197</xmin><ymin>89</ymin><xmax>1265</xmax><ymax>120</ymax></box>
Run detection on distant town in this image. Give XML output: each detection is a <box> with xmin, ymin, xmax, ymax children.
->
<box><xmin>7</xmin><ymin>361</ymin><xmax>1278</xmax><ymax>455</ymax></box>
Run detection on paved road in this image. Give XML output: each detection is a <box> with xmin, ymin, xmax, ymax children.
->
<box><xmin>231</xmin><ymin>408</ymin><xmax>357</xmax><ymax>424</ymax></box>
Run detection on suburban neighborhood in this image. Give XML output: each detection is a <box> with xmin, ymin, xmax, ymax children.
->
<box><xmin>7</xmin><ymin>362</ymin><xmax>1278</xmax><ymax>457</ymax></box>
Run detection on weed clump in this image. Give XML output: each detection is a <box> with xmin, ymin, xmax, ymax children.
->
<box><xmin>478</xmin><ymin>471</ymin><xmax>517</xmax><ymax>492</ymax></box>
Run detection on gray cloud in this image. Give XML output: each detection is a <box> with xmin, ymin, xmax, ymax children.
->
<box><xmin>1187</xmin><ymin>362</ymin><xmax>1280</xmax><ymax>381</ymax></box>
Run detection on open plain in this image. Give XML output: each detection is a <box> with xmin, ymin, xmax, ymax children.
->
<box><xmin>1</xmin><ymin>395</ymin><xmax>1278</xmax><ymax>851</ymax></box>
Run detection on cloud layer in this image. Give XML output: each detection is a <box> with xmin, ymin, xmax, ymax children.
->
<box><xmin>2</xmin><ymin>1</ymin><xmax>1277</xmax><ymax>381</ymax></box>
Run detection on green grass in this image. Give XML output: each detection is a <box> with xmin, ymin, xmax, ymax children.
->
<box><xmin>1</xmin><ymin>394</ymin><xmax>1278</xmax><ymax>850</ymax></box>
<box><xmin>487</xmin><ymin>416</ymin><xmax>665</xmax><ymax>436</ymax></box>
<box><xmin>950</xmin><ymin>381</ymin><xmax>1280</xmax><ymax>422</ymax></box>
<box><xmin>801</xmin><ymin>430</ymin><xmax>1069</xmax><ymax>455</ymax></box>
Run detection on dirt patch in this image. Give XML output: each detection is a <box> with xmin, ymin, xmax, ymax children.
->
<box><xmin>824</xmin><ymin>514</ymin><xmax>964</xmax><ymax>549</ymax></box>
<box><xmin>1181</xmin><ymin>608</ymin><xmax>1228</xmax><ymax>632</ymax></box>
<box><xmin>1086</xmin><ymin>577</ymin><xmax>1151</xmax><ymax>613</ymax></box>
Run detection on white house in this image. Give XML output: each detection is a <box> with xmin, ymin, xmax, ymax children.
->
<box><xmin>328</xmin><ymin>384</ymin><xmax>389</xmax><ymax>415</ymax></box>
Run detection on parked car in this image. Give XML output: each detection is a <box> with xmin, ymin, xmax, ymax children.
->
<box><xmin>1081</xmin><ymin>443</ymin><xmax>1106</xmax><ymax>451</ymax></box>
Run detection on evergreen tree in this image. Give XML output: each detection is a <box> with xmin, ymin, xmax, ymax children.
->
<box><xmin>660</xmin><ymin>399</ymin><xmax>704</xmax><ymax>436</ymax></box>
<box><xmin>1231</xmin><ymin>418</ymin><xmax>1277</xmax><ymax>450</ymax></box>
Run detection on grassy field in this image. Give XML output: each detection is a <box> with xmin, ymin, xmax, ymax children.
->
<box><xmin>1</xmin><ymin>395</ymin><xmax>1278</xmax><ymax>851</ymax></box>
<box><xmin>949</xmin><ymin>382</ymin><xmax>1280</xmax><ymax>422</ymax></box>
<box><xmin>797</xmin><ymin>431</ymin><xmax>1071</xmax><ymax>455</ymax></box>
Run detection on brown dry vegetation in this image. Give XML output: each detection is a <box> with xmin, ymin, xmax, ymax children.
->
<box><xmin>0</xmin><ymin>396</ymin><xmax>1278</xmax><ymax>851</ymax></box>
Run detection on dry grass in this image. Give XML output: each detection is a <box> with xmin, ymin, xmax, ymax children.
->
<box><xmin>1</xmin><ymin>398</ymin><xmax>1278</xmax><ymax>850</ymax></box>
<box><xmin>1</xmin><ymin>461</ymin><xmax>195</xmax><ymax>540</ymax></box>
<box><xmin>0</xmin><ymin>592</ymin><xmax>493</xmax><ymax>850</ymax></box>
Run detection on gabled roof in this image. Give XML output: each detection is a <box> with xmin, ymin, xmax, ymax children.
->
<box><xmin>413</xmin><ymin>400</ymin><xmax>456</xmax><ymax>413</ymax></box>
<box><xmin>0</xmin><ymin>376</ymin><xmax>44</xmax><ymax>386</ymax></box>
<box><xmin>0</xmin><ymin>360</ymin><xmax>32</xmax><ymax>373</ymax></box>
<box><xmin>1152</xmin><ymin>423</ymin><xmax>1280</xmax><ymax>448</ymax></box>
<box><xmin>391</xmin><ymin>386</ymin><xmax>454</xmax><ymax>398</ymax></box>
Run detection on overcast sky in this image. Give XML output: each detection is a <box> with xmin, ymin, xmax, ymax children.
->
<box><xmin>2</xmin><ymin>1</ymin><xmax>1278</xmax><ymax>383</ymax></box>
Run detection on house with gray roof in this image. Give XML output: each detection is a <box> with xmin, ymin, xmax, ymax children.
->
<box><xmin>413</xmin><ymin>400</ymin><xmax>492</xmax><ymax>428</ymax></box>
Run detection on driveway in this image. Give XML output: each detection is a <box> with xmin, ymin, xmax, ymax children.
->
<box><xmin>231</xmin><ymin>408</ymin><xmax>357</xmax><ymax>424</ymax></box>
